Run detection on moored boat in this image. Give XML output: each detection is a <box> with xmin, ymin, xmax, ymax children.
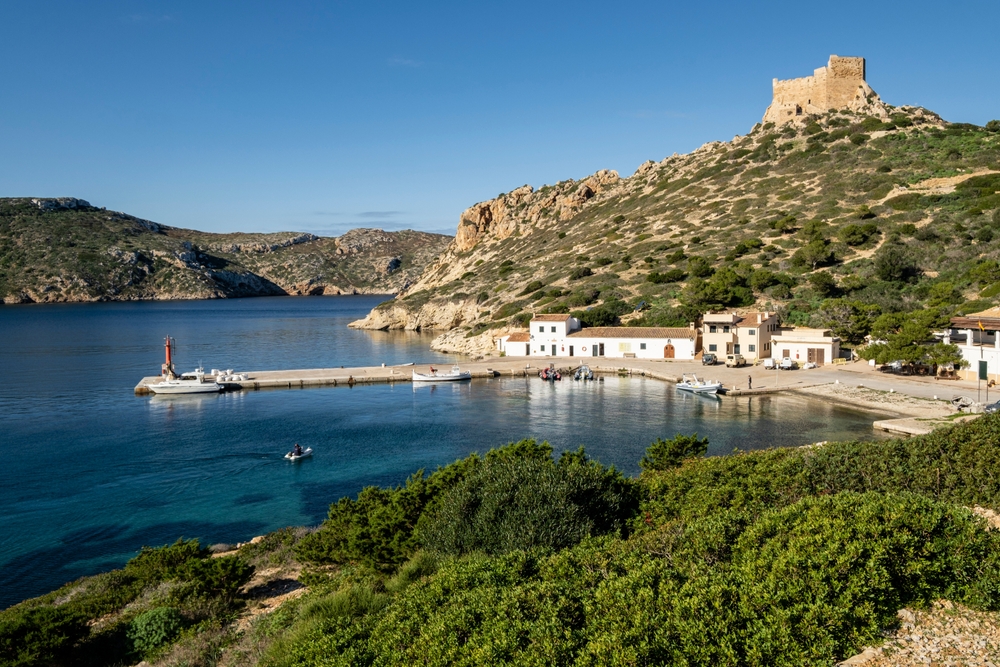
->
<box><xmin>676</xmin><ymin>374</ymin><xmax>722</xmax><ymax>394</ymax></box>
<box><xmin>412</xmin><ymin>365</ymin><xmax>472</xmax><ymax>382</ymax></box>
<box><xmin>147</xmin><ymin>367</ymin><xmax>222</xmax><ymax>394</ymax></box>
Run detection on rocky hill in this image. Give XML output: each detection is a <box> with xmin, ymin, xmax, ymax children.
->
<box><xmin>351</xmin><ymin>105</ymin><xmax>1000</xmax><ymax>355</ymax></box>
<box><xmin>0</xmin><ymin>198</ymin><xmax>451</xmax><ymax>303</ymax></box>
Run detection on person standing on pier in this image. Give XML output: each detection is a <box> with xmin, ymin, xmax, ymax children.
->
<box><xmin>748</xmin><ymin>375</ymin><xmax>752</xmax><ymax>390</ymax></box>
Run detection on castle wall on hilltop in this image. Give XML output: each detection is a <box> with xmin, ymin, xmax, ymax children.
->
<box><xmin>763</xmin><ymin>55</ymin><xmax>886</xmax><ymax>124</ymax></box>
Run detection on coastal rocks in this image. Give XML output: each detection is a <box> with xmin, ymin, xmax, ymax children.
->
<box><xmin>349</xmin><ymin>299</ymin><xmax>480</xmax><ymax>331</ymax></box>
<box><xmin>430</xmin><ymin>325</ymin><xmax>524</xmax><ymax>358</ymax></box>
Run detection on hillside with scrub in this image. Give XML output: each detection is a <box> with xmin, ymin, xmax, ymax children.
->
<box><xmin>352</xmin><ymin>107</ymin><xmax>1000</xmax><ymax>358</ymax></box>
<box><xmin>0</xmin><ymin>199</ymin><xmax>450</xmax><ymax>304</ymax></box>
<box><xmin>8</xmin><ymin>416</ymin><xmax>1000</xmax><ymax>665</ymax></box>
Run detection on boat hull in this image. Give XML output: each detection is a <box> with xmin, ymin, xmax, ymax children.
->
<box><xmin>412</xmin><ymin>372</ymin><xmax>472</xmax><ymax>382</ymax></box>
<box><xmin>147</xmin><ymin>381</ymin><xmax>222</xmax><ymax>395</ymax></box>
<box><xmin>676</xmin><ymin>384</ymin><xmax>721</xmax><ymax>394</ymax></box>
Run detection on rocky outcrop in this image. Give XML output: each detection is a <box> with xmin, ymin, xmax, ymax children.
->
<box><xmin>454</xmin><ymin>171</ymin><xmax>620</xmax><ymax>253</ymax></box>
<box><xmin>349</xmin><ymin>299</ymin><xmax>481</xmax><ymax>331</ymax></box>
<box><xmin>207</xmin><ymin>233</ymin><xmax>318</xmax><ymax>254</ymax></box>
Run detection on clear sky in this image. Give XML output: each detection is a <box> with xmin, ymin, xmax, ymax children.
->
<box><xmin>2</xmin><ymin>1</ymin><xmax>998</xmax><ymax>237</ymax></box>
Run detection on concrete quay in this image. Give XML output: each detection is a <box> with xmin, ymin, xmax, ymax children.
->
<box><xmin>134</xmin><ymin>356</ymin><xmax>983</xmax><ymax>425</ymax></box>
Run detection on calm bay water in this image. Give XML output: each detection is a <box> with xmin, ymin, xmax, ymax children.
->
<box><xmin>0</xmin><ymin>296</ymin><xmax>890</xmax><ymax>608</ymax></box>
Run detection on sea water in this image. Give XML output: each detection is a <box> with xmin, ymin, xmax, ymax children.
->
<box><xmin>0</xmin><ymin>296</ymin><xmax>890</xmax><ymax>608</ymax></box>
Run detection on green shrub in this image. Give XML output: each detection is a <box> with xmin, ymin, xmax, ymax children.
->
<box><xmin>639</xmin><ymin>434</ymin><xmax>709</xmax><ymax>471</ymax></box>
<box><xmin>491</xmin><ymin>300</ymin><xmax>524</xmax><ymax>320</ymax></box>
<box><xmin>594</xmin><ymin>257</ymin><xmax>613</xmax><ymax>266</ymax></box>
<box><xmin>0</xmin><ymin>605</ymin><xmax>89</xmax><ymax>667</ymax></box>
<box><xmin>128</xmin><ymin>606</ymin><xmax>184</xmax><ymax>656</ymax></box>
<box><xmin>419</xmin><ymin>452</ymin><xmax>639</xmax><ymax>556</ymax></box>
<box><xmin>518</xmin><ymin>280</ymin><xmax>544</xmax><ymax>295</ymax></box>
<box><xmin>569</xmin><ymin>267</ymin><xmax>593</xmax><ymax>280</ymax></box>
<box><xmin>850</xmin><ymin>133</ymin><xmax>870</xmax><ymax>145</ymax></box>
<box><xmin>125</xmin><ymin>538</ymin><xmax>207</xmax><ymax>584</ymax></box>
<box><xmin>295</xmin><ymin>440</ymin><xmax>554</xmax><ymax>569</ymax></box>
<box><xmin>177</xmin><ymin>555</ymin><xmax>254</xmax><ymax>603</ymax></box>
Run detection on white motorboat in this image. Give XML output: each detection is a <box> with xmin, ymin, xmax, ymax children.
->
<box><xmin>676</xmin><ymin>374</ymin><xmax>723</xmax><ymax>394</ymax></box>
<box><xmin>412</xmin><ymin>365</ymin><xmax>472</xmax><ymax>382</ymax></box>
<box><xmin>285</xmin><ymin>447</ymin><xmax>313</xmax><ymax>461</ymax></box>
<box><xmin>147</xmin><ymin>367</ymin><xmax>222</xmax><ymax>395</ymax></box>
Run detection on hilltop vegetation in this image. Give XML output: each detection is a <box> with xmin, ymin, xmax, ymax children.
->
<box><xmin>354</xmin><ymin>108</ymin><xmax>1000</xmax><ymax>356</ymax></box>
<box><xmin>8</xmin><ymin>415</ymin><xmax>1000</xmax><ymax>666</ymax></box>
<box><xmin>0</xmin><ymin>199</ymin><xmax>450</xmax><ymax>303</ymax></box>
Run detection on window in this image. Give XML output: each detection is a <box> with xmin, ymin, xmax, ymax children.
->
<box><xmin>709</xmin><ymin>325</ymin><xmax>717</xmax><ymax>333</ymax></box>
<box><xmin>640</xmin><ymin>343</ymin><xmax>646</xmax><ymax>350</ymax></box>
<box><xmin>749</xmin><ymin>344</ymin><xmax>756</xmax><ymax>353</ymax></box>
<box><xmin>538</xmin><ymin>326</ymin><xmax>544</xmax><ymax>333</ymax></box>
<box><xmin>708</xmin><ymin>344</ymin><xmax>717</xmax><ymax>352</ymax></box>
<box><xmin>618</xmin><ymin>342</ymin><xmax>632</xmax><ymax>353</ymax></box>
<box><xmin>723</xmin><ymin>325</ymin><xmax>730</xmax><ymax>333</ymax></box>
<box><xmin>550</xmin><ymin>326</ymin><xmax>556</xmax><ymax>333</ymax></box>
<box><xmin>748</xmin><ymin>329</ymin><xmax>756</xmax><ymax>335</ymax></box>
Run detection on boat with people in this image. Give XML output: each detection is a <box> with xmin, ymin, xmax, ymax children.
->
<box><xmin>676</xmin><ymin>374</ymin><xmax>723</xmax><ymax>394</ymax></box>
<box><xmin>573</xmin><ymin>365</ymin><xmax>594</xmax><ymax>381</ymax></box>
<box><xmin>412</xmin><ymin>365</ymin><xmax>472</xmax><ymax>382</ymax></box>
<box><xmin>539</xmin><ymin>366</ymin><xmax>561</xmax><ymax>381</ymax></box>
<box><xmin>285</xmin><ymin>445</ymin><xmax>313</xmax><ymax>461</ymax></box>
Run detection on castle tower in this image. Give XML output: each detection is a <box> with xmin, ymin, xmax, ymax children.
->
<box><xmin>763</xmin><ymin>55</ymin><xmax>887</xmax><ymax>125</ymax></box>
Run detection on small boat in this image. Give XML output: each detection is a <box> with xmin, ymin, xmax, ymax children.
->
<box><xmin>574</xmin><ymin>365</ymin><xmax>594</xmax><ymax>381</ymax></box>
<box><xmin>676</xmin><ymin>374</ymin><xmax>723</xmax><ymax>394</ymax></box>
<box><xmin>284</xmin><ymin>447</ymin><xmax>313</xmax><ymax>461</ymax></box>
<box><xmin>148</xmin><ymin>367</ymin><xmax>222</xmax><ymax>395</ymax></box>
<box><xmin>412</xmin><ymin>365</ymin><xmax>472</xmax><ymax>382</ymax></box>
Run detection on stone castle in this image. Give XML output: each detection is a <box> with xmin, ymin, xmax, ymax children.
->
<box><xmin>763</xmin><ymin>55</ymin><xmax>888</xmax><ymax>124</ymax></box>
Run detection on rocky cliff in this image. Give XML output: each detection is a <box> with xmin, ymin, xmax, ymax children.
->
<box><xmin>0</xmin><ymin>198</ymin><xmax>451</xmax><ymax>303</ymax></box>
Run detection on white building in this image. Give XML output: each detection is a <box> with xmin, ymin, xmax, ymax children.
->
<box><xmin>769</xmin><ymin>327</ymin><xmax>841</xmax><ymax>366</ymax></box>
<box><xmin>496</xmin><ymin>314</ymin><xmax>700</xmax><ymax>359</ymax></box>
<box><xmin>944</xmin><ymin>307</ymin><xmax>1000</xmax><ymax>381</ymax></box>
<box><xmin>497</xmin><ymin>332</ymin><xmax>530</xmax><ymax>356</ymax></box>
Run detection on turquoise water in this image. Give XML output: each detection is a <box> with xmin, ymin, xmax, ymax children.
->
<box><xmin>0</xmin><ymin>296</ymin><xmax>890</xmax><ymax>608</ymax></box>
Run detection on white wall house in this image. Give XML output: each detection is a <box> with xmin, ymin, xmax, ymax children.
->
<box><xmin>497</xmin><ymin>314</ymin><xmax>700</xmax><ymax>359</ymax></box>
<box><xmin>567</xmin><ymin>327</ymin><xmax>699</xmax><ymax>359</ymax></box>
<box><xmin>497</xmin><ymin>332</ymin><xmax>530</xmax><ymax>356</ymax></box>
<box><xmin>944</xmin><ymin>307</ymin><xmax>1000</xmax><ymax>381</ymax></box>
<box><xmin>770</xmin><ymin>327</ymin><xmax>841</xmax><ymax>365</ymax></box>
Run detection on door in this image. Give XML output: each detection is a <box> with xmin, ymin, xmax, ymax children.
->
<box><xmin>782</xmin><ymin>349</ymin><xmax>789</xmax><ymax>359</ymax></box>
<box><xmin>664</xmin><ymin>344</ymin><xmax>675</xmax><ymax>359</ymax></box>
<box><xmin>569</xmin><ymin>346</ymin><xmax>574</xmax><ymax>357</ymax></box>
<box><xmin>599</xmin><ymin>343</ymin><xmax>605</xmax><ymax>356</ymax></box>
<box><xmin>808</xmin><ymin>348</ymin><xmax>816</xmax><ymax>364</ymax></box>
<box><xmin>816</xmin><ymin>349</ymin><xmax>825</xmax><ymax>365</ymax></box>
<box><xmin>733</xmin><ymin>344</ymin><xmax>740</xmax><ymax>354</ymax></box>
<box><xmin>525</xmin><ymin>344</ymin><xmax>530</xmax><ymax>356</ymax></box>
<box><xmin>551</xmin><ymin>344</ymin><xmax>556</xmax><ymax>356</ymax></box>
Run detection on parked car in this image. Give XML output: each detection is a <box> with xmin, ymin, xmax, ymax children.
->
<box><xmin>725</xmin><ymin>354</ymin><xmax>746</xmax><ymax>368</ymax></box>
<box><xmin>702</xmin><ymin>353</ymin><xmax>718</xmax><ymax>366</ymax></box>
<box><xmin>986</xmin><ymin>401</ymin><xmax>1000</xmax><ymax>414</ymax></box>
<box><xmin>762</xmin><ymin>358</ymin><xmax>775</xmax><ymax>369</ymax></box>
<box><xmin>779</xmin><ymin>357</ymin><xmax>797</xmax><ymax>370</ymax></box>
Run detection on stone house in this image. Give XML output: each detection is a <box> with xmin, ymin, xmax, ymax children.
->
<box><xmin>770</xmin><ymin>327</ymin><xmax>841</xmax><ymax>366</ymax></box>
<box><xmin>702</xmin><ymin>311</ymin><xmax>779</xmax><ymax>360</ymax></box>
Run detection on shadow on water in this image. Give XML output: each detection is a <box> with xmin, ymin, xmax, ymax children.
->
<box><xmin>0</xmin><ymin>519</ymin><xmax>267</xmax><ymax>610</ymax></box>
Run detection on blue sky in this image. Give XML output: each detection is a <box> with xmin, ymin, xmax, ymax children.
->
<box><xmin>2</xmin><ymin>1</ymin><xmax>998</xmax><ymax>236</ymax></box>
